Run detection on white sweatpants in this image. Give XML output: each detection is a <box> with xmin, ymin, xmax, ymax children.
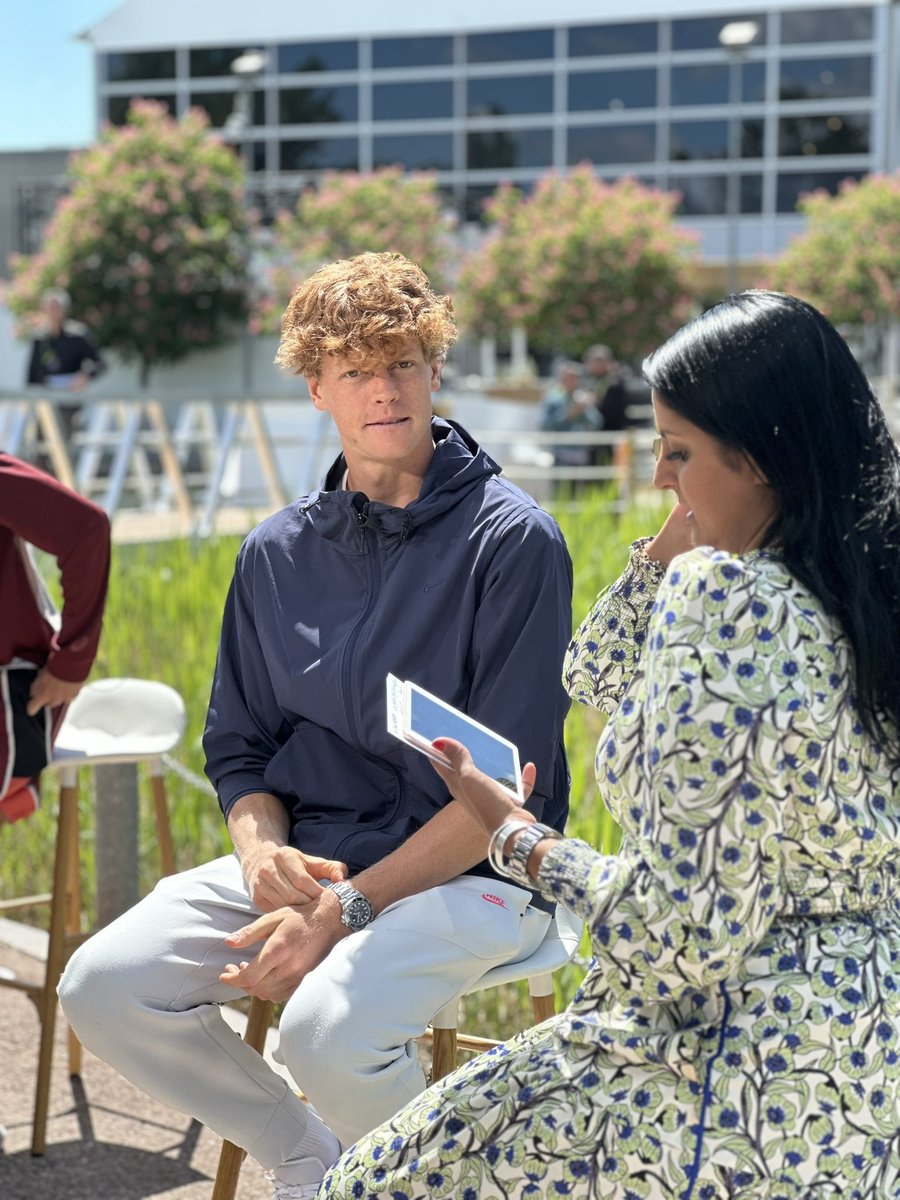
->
<box><xmin>58</xmin><ymin>853</ymin><xmax>548</xmax><ymax>1158</ymax></box>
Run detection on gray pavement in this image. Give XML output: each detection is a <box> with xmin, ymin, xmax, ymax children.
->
<box><xmin>0</xmin><ymin>939</ymin><xmax>271</xmax><ymax>1200</ymax></box>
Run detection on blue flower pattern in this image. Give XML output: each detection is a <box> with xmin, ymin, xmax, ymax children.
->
<box><xmin>320</xmin><ymin>543</ymin><xmax>900</xmax><ymax>1198</ymax></box>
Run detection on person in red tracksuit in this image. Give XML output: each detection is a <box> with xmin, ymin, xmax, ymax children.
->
<box><xmin>0</xmin><ymin>453</ymin><xmax>110</xmax><ymax>822</ymax></box>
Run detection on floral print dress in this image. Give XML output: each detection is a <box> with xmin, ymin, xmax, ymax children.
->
<box><xmin>320</xmin><ymin>542</ymin><xmax>900</xmax><ymax>1200</ymax></box>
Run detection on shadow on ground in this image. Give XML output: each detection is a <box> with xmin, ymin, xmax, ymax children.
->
<box><xmin>1</xmin><ymin>1140</ymin><xmax>209</xmax><ymax>1200</ymax></box>
<box><xmin>0</xmin><ymin>942</ymin><xmax>271</xmax><ymax>1199</ymax></box>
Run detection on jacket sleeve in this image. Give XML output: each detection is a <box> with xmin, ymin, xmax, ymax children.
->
<box><xmin>0</xmin><ymin>454</ymin><xmax>110</xmax><ymax>682</ymax></box>
<box><xmin>202</xmin><ymin>538</ymin><xmax>292</xmax><ymax>818</ymax></box>
<box><xmin>79</xmin><ymin>329</ymin><xmax>106</xmax><ymax>379</ymax></box>
<box><xmin>536</xmin><ymin>551</ymin><xmax>790</xmax><ymax>1006</ymax></box>
<box><xmin>564</xmin><ymin>537</ymin><xmax>665</xmax><ymax>716</ymax></box>
<box><xmin>464</xmin><ymin>504</ymin><xmax>573</xmax><ymax>816</ymax></box>
<box><xmin>27</xmin><ymin>339</ymin><xmax>45</xmax><ymax>385</ymax></box>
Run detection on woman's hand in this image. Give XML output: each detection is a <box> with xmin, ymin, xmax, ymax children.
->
<box><xmin>645</xmin><ymin>500</ymin><xmax>693</xmax><ymax>566</ymax></box>
<box><xmin>429</xmin><ymin>738</ymin><xmax>536</xmax><ymax>838</ymax></box>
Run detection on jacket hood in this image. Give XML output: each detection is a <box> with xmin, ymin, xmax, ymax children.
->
<box><xmin>299</xmin><ymin>418</ymin><xmax>502</xmax><ymax>545</ymax></box>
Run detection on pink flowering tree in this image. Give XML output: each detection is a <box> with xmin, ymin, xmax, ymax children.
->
<box><xmin>769</xmin><ymin>174</ymin><xmax>900</xmax><ymax>326</ymax></box>
<box><xmin>7</xmin><ymin>100</ymin><xmax>252</xmax><ymax>386</ymax></box>
<box><xmin>456</xmin><ymin>167</ymin><xmax>699</xmax><ymax>364</ymax></box>
<box><xmin>257</xmin><ymin>168</ymin><xmax>453</xmax><ymax>333</ymax></box>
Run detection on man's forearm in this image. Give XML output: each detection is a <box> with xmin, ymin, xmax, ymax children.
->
<box><xmin>226</xmin><ymin>791</ymin><xmax>291</xmax><ymax>857</ymax></box>
<box><xmin>351</xmin><ymin>799</ymin><xmax>493</xmax><ymax>915</ymax></box>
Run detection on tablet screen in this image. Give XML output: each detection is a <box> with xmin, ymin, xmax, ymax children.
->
<box><xmin>406</xmin><ymin>683</ymin><xmax>522</xmax><ymax>797</ymax></box>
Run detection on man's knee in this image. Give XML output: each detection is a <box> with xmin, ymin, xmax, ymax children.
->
<box><xmin>279</xmin><ymin>1002</ymin><xmax>423</xmax><ymax>1146</ymax></box>
<box><xmin>278</xmin><ymin>971</ymin><xmax>422</xmax><ymax>1113</ymax></box>
<box><xmin>58</xmin><ymin>936</ymin><xmax>132</xmax><ymax>1037</ymax></box>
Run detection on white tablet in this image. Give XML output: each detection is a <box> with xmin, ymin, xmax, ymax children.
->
<box><xmin>386</xmin><ymin>673</ymin><xmax>524</xmax><ymax>803</ymax></box>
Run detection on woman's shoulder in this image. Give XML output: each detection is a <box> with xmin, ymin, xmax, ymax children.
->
<box><xmin>663</xmin><ymin>544</ymin><xmax>779</xmax><ymax>591</ymax></box>
<box><xmin>656</xmin><ymin>546</ymin><xmax>822</xmax><ymax>629</ymax></box>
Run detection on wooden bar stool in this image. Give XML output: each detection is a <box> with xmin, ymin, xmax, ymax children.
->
<box><xmin>0</xmin><ymin>676</ymin><xmax>186</xmax><ymax>1155</ymax></box>
<box><xmin>212</xmin><ymin>903</ymin><xmax>583</xmax><ymax>1200</ymax></box>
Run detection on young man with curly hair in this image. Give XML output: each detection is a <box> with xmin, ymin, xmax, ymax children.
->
<box><xmin>60</xmin><ymin>252</ymin><xmax>572</xmax><ymax>1199</ymax></box>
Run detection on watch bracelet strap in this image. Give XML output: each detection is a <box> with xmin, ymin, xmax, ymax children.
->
<box><xmin>328</xmin><ymin>880</ymin><xmax>374</xmax><ymax>929</ymax></box>
<box><xmin>488</xmin><ymin>818</ymin><xmax>533</xmax><ymax>875</ymax></box>
<box><xmin>505</xmin><ymin>822</ymin><xmax>563</xmax><ymax>886</ymax></box>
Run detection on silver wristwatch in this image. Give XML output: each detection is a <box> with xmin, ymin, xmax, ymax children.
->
<box><xmin>327</xmin><ymin>881</ymin><xmax>375</xmax><ymax>932</ymax></box>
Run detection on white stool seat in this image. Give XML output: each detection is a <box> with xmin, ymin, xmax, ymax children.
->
<box><xmin>52</xmin><ymin>677</ymin><xmax>186</xmax><ymax>765</ymax></box>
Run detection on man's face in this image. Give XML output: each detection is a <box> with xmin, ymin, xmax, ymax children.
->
<box><xmin>561</xmin><ymin>368</ymin><xmax>582</xmax><ymax>394</ymax></box>
<box><xmin>43</xmin><ymin>298</ymin><xmax>65</xmax><ymax>327</ymax></box>
<box><xmin>307</xmin><ymin>339</ymin><xmax>440</xmax><ymax>472</ymax></box>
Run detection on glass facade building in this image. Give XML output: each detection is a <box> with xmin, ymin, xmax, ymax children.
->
<box><xmin>91</xmin><ymin>3</ymin><xmax>893</xmax><ymax>261</ymax></box>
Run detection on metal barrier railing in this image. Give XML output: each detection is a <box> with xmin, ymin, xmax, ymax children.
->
<box><xmin>1</xmin><ymin>390</ymin><xmax>654</xmax><ymax>538</ymax></box>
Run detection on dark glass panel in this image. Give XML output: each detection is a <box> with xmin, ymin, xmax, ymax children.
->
<box><xmin>467</xmin><ymin>127</ymin><xmax>553</xmax><ymax>169</ymax></box>
<box><xmin>776</xmin><ymin>168</ymin><xmax>865</xmax><ymax>211</ymax></box>
<box><xmin>670</xmin><ymin>120</ymin><xmax>729</xmax><ymax>161</ymax></box>
<box><xmin>190</xmin><ymin>90</ymin><xmax>265</xmax><ymax>128</ymax></box>
<box><xmin>742</xmin><ymin>60</ymin><xmax>767</xmax><ymax>102</ymax></box>
<box><xmin>671</xmin><ymin>64</ymin><xmax>729</xmax><ymax>106</ymax></box>
<box><xmin>567</xmin><ymin>123</ymin><xmax>656</xmax><ymax>164</ymax></box>
<box><xmin>672</xmin><ymin>14</ymin><xmax>766</xmax><ymax>51</ymax></box>
<box><xmin>234</xmin><ymin>142</ymin><xmax>267</xmax><ymax>173</ymax></box>
<box><xmin>373</xmin><ymin>80</ymin><xmax>454</xmax><ymax>121</ymax></box>
<box><xmin>466</xmin><ymin>28</ymin><xmax>553</xmax><ymax>63</ymax></box>
<box><xmin>781</xmin><ymin>7</ymin><xmax>873</xmax><ymax>45</ymax></box>
<box><xmin>105</xmin><ymin>50</ymin><xmax>176</xmax><ymax>82</ymax></box>
<box><xmin>279</xmin><ymin>86</ymin><xmax>357</xmax><ymax>124</ymax></box>
<box><xmin>107</xmin><ymin>94</ymin><xmax>174</xmax><ymax>125</ymax></box>
<box><xmin>778</xmin><ymin>112</ymin><xmax>870</xmax><ymax>157</ymax></box>
<box><xmin>372</xmin><ymin>36</ymin><xmax>453</xmax><ymax>68</ymax></box>
<box><xmin>279</xmin><ymin>138</ymin><xmax>358</xmax><ymax>170</ymax></box>
<box><xmin>190</xmin><ymin>47</ymin><xmax>250</xmax><ymax>78</ymax></box>
<box><xmin>467</xmin><ymin>74</ymin><xmax>553</xmax><ymax>116</ymax></box>
<box><xmin>779</xmin><ymin>56</ymin><xmax>873</xmax><ymax>101</ymax></box>
<box><xmin>372</xmin><ymin>133</ymin><xmax>454</xmax><ymax>169</ymax></box>
<box><xmin>669</xmin><ymin>174</ymin><xmax>727</xmax><ymax>214</ymax></box>
<box><xmin>250</xmin><ymin>141</ymin><xmax>266</xmax><ymax>172</ymax></box>
<box><xmin>568</xmin><ymin>21</ymin><xmax>658</xmax><ymax>57</ymax></box>
<box><xmin>568</xmin><ymin>68</ymin><xmax>656</xmax><ymax>111</ymax></box>
<box><xmin>740</xmin><ymin>173</ymin><xmax>763</xmax><ymax>213</ymax></box>
<box><xmin>739</xmin><ymin>118</ymin><xmax>765</xmax><ymax>158</ymax></box>
<box><xmin>277</xmin><ymin>41</ymin><xmax>358</xmax><ymax>73</ymax></box>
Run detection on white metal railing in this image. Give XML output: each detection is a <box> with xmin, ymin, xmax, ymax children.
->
<box><xmin>1</xmin><ymin>390</ymin><xmax>656</xmax><ymax>538</ymax></box>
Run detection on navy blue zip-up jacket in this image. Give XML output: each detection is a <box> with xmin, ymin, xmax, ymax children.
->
<box><xmin>203</xmin><ymin>418</ymin><xmax>572</xmax><ymax>889</ymax></box>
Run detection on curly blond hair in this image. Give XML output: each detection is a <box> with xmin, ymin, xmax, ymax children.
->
<box><xmin>276</xmin><ymin>252</ymin><xmax>457</xmax><ymax>377</ymax></box>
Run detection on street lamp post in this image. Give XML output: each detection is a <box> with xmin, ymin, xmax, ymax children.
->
<box><xmin>719</xmin><ymin>20</ymin><xmax>759</xmax><ymax>295</ymax></box>
<box><xmin>226</xmin><ymin>48</ymin><xmax>268</xmax><ymax>175</ymax></box>
<box><xmin>225</xmin><ymin>50</ymin><xmax>268</xmax><ymax>399</ymax></box>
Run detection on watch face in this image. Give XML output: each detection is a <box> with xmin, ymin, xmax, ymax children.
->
<box><xmin>345</xmin><ymin>896</ymin><xmax>372</xmax><ymax>928</ymax></box>
<box><xmin>332</xmin><ymin>884</ymin><xmax>373</xmax><ymax>930</ymax></box>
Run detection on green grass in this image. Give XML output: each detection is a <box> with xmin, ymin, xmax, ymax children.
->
<box><xmin>3</xmin><ymin>486</ymin><xmax>667</xmax><ymax>1038</ymax></box>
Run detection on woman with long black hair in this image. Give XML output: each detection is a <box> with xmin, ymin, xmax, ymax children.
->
<box><xmin>321</xmin><ymin>291</ymin><xmax>900</xmax><ymax>1200</ymax></box>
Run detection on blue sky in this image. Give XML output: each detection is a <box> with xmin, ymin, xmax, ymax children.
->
<box><xmin>1</xmin><ymin>1</ymin><xmax>118</xmax><ymax>151</ymax></box>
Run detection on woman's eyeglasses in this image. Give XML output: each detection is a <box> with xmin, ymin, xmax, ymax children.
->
<box><xmin>651</xmin><ymin>436</ymin><xmax>662</xmax><ymax>460</ymax></box>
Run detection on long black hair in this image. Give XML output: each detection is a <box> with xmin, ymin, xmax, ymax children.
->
<box><xmin>643</xmin><ymin>289</ymin><xmax>900</xmax><ymax>758</ymax></box>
